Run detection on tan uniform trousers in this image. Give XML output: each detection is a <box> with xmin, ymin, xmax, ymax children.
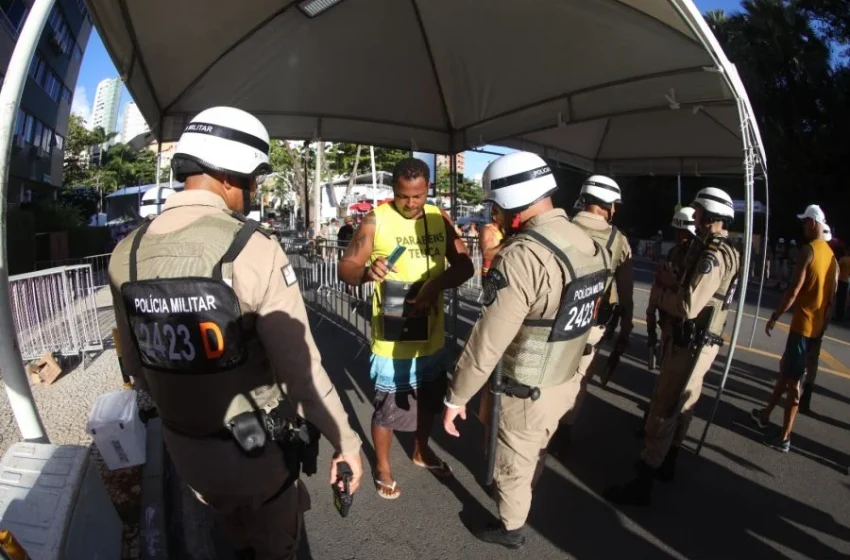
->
<box><xmin>641</xmin><ymin>341</ymin><xmax>720</xmax><ymax>468</ymax></box>
<box><xmin>646</xmin><ymin>317</ymin><xmax>675</xmax><ymax>400</ymax></box>
<box><xmin>562</xmin><ymin>325</ymin><xmax>605</xmax><ymax>426</ymax></box>
<box><xmin>494</xmin><ymin>379</ymin><xmax>573</xmax><ymax>530</ymax></box>
<box><xmin>164</xmin><ymin>428</ymin><xmax>310</xmax><ymax>559</ymax></box>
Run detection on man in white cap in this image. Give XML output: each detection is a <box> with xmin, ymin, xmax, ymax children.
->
<box><xmin>751</xmin><ymin>204</ymin><xmax>837</xmax><ymax>451</ymax></box>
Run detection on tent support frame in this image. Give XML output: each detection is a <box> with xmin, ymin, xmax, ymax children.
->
<box><xmin>748</xmin><ymin>173</ymin><xmax>770</xmax><ymax>347</ymax></box>
<box><xmin>449</xmin><ymin>153</ymin><xmax>458</xmax><ymax>349</ymax></box>
<box><xmin>696</xmin><ymin>97</ymin><xmax>756</xmax><ymax>455</ymax></box>
<box><xmin>0</xmin><ymin>0</ymin><xmax>54</xmax><ymax>443</ymax></box>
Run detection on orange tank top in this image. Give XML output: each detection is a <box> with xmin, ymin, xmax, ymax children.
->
<box><xmin>791</xmin><ymin>239</ymin><xmax>837</xmax><ymax>337</ymax></box>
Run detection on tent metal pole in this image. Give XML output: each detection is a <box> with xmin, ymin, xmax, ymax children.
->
<box><xmin>748</xmin><ymin>172</ymin><xmax>770</xmax><ymax>347</ymax></box>
<box><xmin>314</xmin><ymin>140</ymin><xmax>323</xmax><ymax>229</ymax></box>
<box><xmin>370</xmin><ymin>146</ymin><xmax>377</xmax><ymax>207</ymax></box>
<box><xmin>0</xmin><ymin>0</ymin><xmax>55</xmax><ymax>443</ymax></box>
<box><xmin>677</xmin><ymin>173</ymin><xmax>682</xmax><ymax>205</ymax></box>
<box><xmin>450</xmin><ymin>154</ymin><xmax>458</xmax><ymax>348</ymax></box>
<box><xmin>155</xmin><ymin>141</ymin><xmax>162</xmax><ymax>187</ymax></box>
<box><xmin>696</xmin><ymin>98</ymin><xmax>755</xmax><ymax>455</ymax></box>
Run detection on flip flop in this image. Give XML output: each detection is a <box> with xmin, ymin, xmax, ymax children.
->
<box><xmin>412</xmin><ymin>459</ymin><xmax>453</xmax><ymax>478</ymax></box>
<box><xmin>374</xmin><ymin>478</ymin><xmax>401</xmax><ymax>500</ymax></box>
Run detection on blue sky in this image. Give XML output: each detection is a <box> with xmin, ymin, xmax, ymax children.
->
<box><xmin>71</xmin><ymin>0</ymin><xmax>743</xmax><ymax>177</ymax></box>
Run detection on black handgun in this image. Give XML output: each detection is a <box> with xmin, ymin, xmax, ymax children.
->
<box><xmin>333</xmin><ymin>461</ymin><xmax>354</xmax><ymax>518</ymax></box>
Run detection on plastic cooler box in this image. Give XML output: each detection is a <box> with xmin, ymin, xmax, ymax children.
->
<box><xmin>87</xmin><ymin>390</ymin><xmax>147</xmax><ymax>470</ymax></box>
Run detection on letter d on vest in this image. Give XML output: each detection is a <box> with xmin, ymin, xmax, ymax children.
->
<box><xmin>200</xmin><ymin>322</ymin><xmax>225</xmax><ymax>359</ymax></box>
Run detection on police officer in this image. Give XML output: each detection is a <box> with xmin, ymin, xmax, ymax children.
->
<box><xmin>647</xmin><ymin>206</ymin><xmax>698</xmax><ymax>369</ymax></box>
<box><xmin>108</xmin><ymin>107</ymin><xmax>363</xmax><ymax>559</ymax></box>
<box><xmin>442</xmin><ymin>152</ymin><xmax>609</xmax><ymax>548</ymax></box>
<box><xmin>553</xmin><ymin>175</ymin><xmax>634</xmax><ymax>449</ymax></box>
<box><xmin>605</xmin><ymin>187</ymin><xmax>739</xmax><ymax>506</ymax></box>
<box><xmin>637</xmin><ymin>206</ymin><xmax>697</xmax><ymax>437</ymax></box>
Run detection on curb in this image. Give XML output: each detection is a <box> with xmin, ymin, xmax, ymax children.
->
<box><xmin>140</xmin><ymin>418</ymin><xmax>169</xmax><ymax>560</ymax></box>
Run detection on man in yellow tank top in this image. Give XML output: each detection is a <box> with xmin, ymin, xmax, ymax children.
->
<box><xmin>752</xmin><ymin>205</ymin><xmax>837</xmax><ymax>452</ymax></box>
<box><xmin>339</xmin><ymin>158</ymin><xmax>474</xmax><ymax>499</ymax></box>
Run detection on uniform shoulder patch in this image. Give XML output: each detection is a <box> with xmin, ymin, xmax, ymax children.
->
<box><xmin>482</xmin><ymin>268</ymin><xmax>508</xmax><ymax>306</ymax></box>
<box><xmin>698</xmin><ymin>251</ymin><xmax>720</xmax><ymax>275</ymax></box>
<box><xmin>281</xmin><ymin>263</ymin><xmax>298</xmax><ymax>287</ymax></box>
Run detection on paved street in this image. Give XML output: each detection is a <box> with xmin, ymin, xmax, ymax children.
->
<box><xmin>4</xmin><ymin>260</ymin><xmax>848</xmax><ymax>559</ymax></box>
<box><xmin>276</xmin><ymin>258</ymin><xmax>850</xmax><ymax>560</ymax></box>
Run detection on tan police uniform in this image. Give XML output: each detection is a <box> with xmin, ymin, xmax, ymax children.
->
<box><xmin>642</xmin><ymin>232</ymin><xmax>739</xmax><ymax>467</ymax></box>
<box><xmin>562</xmin><ymin>211</ymin><xmax>633</xmax><ymax>425</ymax></box>
<box><xmin>446</xmin><ymin>208</ymin><xmax>608</xmax><ymax>530</ymax></box>
<box><xmin>647</xmin><ymin>241</ymin><xmax>694</xmax><ymax>368</ymax></box>
<box><xmin>109</xmin><ymin>190</ymin><xmax>361</xmax><ymax>559</ymax></box>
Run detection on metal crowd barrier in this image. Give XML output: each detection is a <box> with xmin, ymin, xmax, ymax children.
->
<box><xmin>280</xmin><ymin>236</ymin><xmax>485</xmax><ymax>346</ymax></box>
<box><xmin>9</xmin><ymin>264</ymin><xmax>104</xmax><ymax>366</ymax></box>
<box><xmin>35</xmin><ymin>253</ymin><xmax>112</xmax><ymax>291</ymax></box>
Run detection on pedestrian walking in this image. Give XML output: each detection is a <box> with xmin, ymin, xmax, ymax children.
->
<box><xmin>752</xmin><ymin>205</ymin><xmax>837</xmax><ymax>450</ymax></box>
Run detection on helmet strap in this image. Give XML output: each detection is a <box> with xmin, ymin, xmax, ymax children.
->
<box><xmin>242</xmin><ymin>187</ymin><xmax>252</xmax><ymax>217</ymax></box>
<box><xmin>510</xmin><ymin>213</ymin><xmax>522</xmax><ymax>230</ymax></box>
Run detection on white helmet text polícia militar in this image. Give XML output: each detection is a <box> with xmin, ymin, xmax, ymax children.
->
<box><xmin>482</xmin><ymin>152</ymin><xmax>557</xmax><ymax>211</ymax></box>
<box><xmin>692</xmin><ymin>186</ymin><xmax>734</xmax><ymax>222</ymax></box>
<box><xmin>171</xmin><ymin>107</ymin><xmax>273</xmax><ymax>182</ymax></box>
<box><xmin>671</xmin><ymin>206</ymin><xmax>697</xmax><ymax>235</ymax></box>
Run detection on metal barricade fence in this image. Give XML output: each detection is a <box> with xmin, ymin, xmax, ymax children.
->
<box><xmin>280</xmin><ymin>236</ymin><xmax>485</xmax><ymax>344</ymax></box>
<box><xmin>10</xmin><ymin>264</ymin><xmax>104</xmax><ymax>366</ymax></box>
<box><xmin>35</xmin><ymin>253</ymin><xmax>112</xmax><ymax>291</ymax></box>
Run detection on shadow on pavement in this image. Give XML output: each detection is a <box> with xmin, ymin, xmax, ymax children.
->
<box><xmin>305</xmin><ymin>295</ymin><xmax>850</xmax><ymax>559</ymax></box>
<box><xmin>552</xmin><ymin>357</ymin><xmax>850</xmax><ymax>560</ymax></box>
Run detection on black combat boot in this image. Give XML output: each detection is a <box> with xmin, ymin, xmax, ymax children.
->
<box><xmin>656</xmin><ymin>446</ymin><xmax>680</xmax><ymax>483</ymax></box>
<box><xmin>603</xmin><ymin>461</ymin><xmax>655</xmax><ymax>507</ymax></box>
<box><xmin>475</xmin><ymin>523</ymin><xmax>526</xmax><ymax>549</ymax></box>
<box><xmin>800</xmin><ymin>383</ymin><xmax>813</xmax><ymax>414</ymax></box>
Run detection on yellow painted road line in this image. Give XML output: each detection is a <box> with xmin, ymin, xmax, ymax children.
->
<box><xmin>631</xmin><ymin>317</ymin><xmax>850</xmax><ymax>380</ymax></box>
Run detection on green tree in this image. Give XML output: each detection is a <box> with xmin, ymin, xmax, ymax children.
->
<box><xmin>62</xmin><ymin>114</ymin><xmax>94</xmax><ymax>187</ymax></box>
<box><xmin>704</xmin><ymin>0</ymin><xmax>847</xmax><ymax>240</ymax></box>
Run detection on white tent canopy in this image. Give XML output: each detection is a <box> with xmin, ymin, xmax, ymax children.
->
<box><xmin>89</xmin><ymin>0</ymin><xmax>764</xmax><ymax>173</ymax></box>
<box><xmin>76</xmin><ymin>0</ymin><xmax>769</xmax><ymax>455</ymax></box>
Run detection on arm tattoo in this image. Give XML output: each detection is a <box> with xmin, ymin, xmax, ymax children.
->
<box><xmin>342</xmin><ymin>212</ymin><xmax>375</xmax><ymax>260</ymax></box>
<box><xmin>343</xmin><ymin>229</ymin><xmax>367</xmax><ymax>259</ymax></box>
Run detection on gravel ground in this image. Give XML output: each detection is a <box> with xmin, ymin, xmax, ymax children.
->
<box><xmin>0</xmin><ymin>345</ymin><xmax>143</xmax><ymax>560</ymax></box>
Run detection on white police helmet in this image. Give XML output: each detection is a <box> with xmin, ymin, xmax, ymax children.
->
<box><xmin>578</xmin><ymin>175</ymin><xmax>622</xmax><ymax>207</ymax></box>
<box><xmin>139</xmin><ymin>186</ymin><xmax>177</xmax><ymax>219</ymax></box>
<box><xmin>482</xmin><ymin>152</ymin><xmax>557</xmax><ymax>211</ymax></box>
<box><xmin>171</xmin><ymin>106</ymin><xmax>272</xmax><ymax>182</ymax></box>
<box><xmin>692</xmin><ymin>187</ymin><xmax>734</xmax><ymax>220</ymax></box>
<box><xmin>671</xmin><ymin>206</ymin><xmax>697</xmax><ymax>235</ymax></box>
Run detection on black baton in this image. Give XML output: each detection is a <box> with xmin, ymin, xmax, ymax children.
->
<box><xmin>485</xmin><ymin>360</ymin><xmax>504</xmax><ymax>486</ymax></box>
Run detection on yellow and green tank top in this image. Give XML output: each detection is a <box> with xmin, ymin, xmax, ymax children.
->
<box><xmin>371</xmin><ymin>203</ymin><xmax>446</xmax><ymax>359</ymax></box>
